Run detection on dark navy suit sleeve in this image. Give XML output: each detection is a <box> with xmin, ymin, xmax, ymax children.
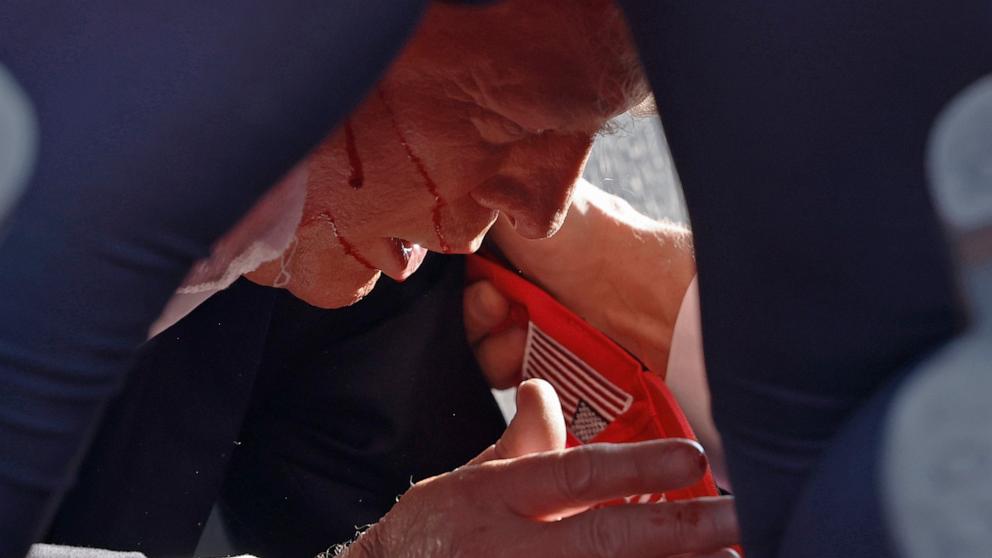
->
<box><xmin>617</xmin><ymin>1</ymin><xmax>991</xmax><ymax>556</ymax></box>
<box><xmin>0</xmin><ymin>3</ymin><xmax>429</xmax><ymax>556</ymax></box>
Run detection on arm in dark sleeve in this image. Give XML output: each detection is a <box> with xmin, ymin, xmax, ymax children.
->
<box><xmin>0</xmin><ymin>2</ymin><xmax>428</xmax><ymax>556</ymax></box>
<box><xmin>616</xmin><ymin>1</ymin><xmax>991</xmax><ymax>556</ymax></box>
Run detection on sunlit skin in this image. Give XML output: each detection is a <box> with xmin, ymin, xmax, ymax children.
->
<box><xmin>248</xmin><ymin>0</ymin><xmax>648</xmax><ymax>308</ymax></box>
<box><xmin>241</xmin><ymin>4</ymin><xmax>744</xmax><ymax>555</ymax></box>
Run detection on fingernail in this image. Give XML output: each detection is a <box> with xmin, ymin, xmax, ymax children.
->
<box><xmin>697</xmin><ymin>449</ymin><xmax>710</xmax><ymax>473</ymax></box>
<box><xmin>680</xmin><ymin>439</ymin><xmax>708</xmax><ymax>473</ymax></box>
<box><xmin>656</xmin><ymin>439</ymin><xmax>707</xmax><ymax>484</ymax></box>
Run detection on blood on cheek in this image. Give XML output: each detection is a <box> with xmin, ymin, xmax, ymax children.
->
<box><xmin>377</xmin><ymin>89</ymin><xmax>451</xmax><ymax>253</ymax></box>
<box><xmin>297</xmin><ymin>95</ymin><xmax>452</xmax><ymax>275</ymax></box>
<box><xmin>301</xmin><ymin>211</ymin><xmax>376</xmax><ymax>271</ymax></box>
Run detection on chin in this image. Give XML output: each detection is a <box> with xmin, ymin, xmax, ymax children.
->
<box><xmin>288</xmin><ymin>270</ymin><xmax>382</xmax><ymax>309</ymax></box>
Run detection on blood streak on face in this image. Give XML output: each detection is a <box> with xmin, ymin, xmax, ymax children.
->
<box><xmin>378</xmin><ymin>88</ymin><xmax>451</xmax><ymax>253</ymax></box>
<box><xmin>246</xmin><ymin>0</ymin><xmax>647</xmax><ymax>309</ymax></box>
<box><xmin>302</xmin><ymin>211</ymin><xmax>376</xmax><ymax>271</ymax></box>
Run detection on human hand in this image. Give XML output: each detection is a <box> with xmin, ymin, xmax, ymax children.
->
<box><xmin>463</xmin><ymin>181</ymin><xmax>729</xmax><ymax>487</ymax></box>
<box><xmin>464</xmin><ymin>274</ymin><xmax>731</xmax><ymax>491</ymax></box>
<box><xmin>463</xmin><ymin>278</ymin><xmax>527</xmax><ymax>390</ymax></box>
<box><xmin>340</xmin><ymin>380</ymin><xmax>740</xmax><ymax>558</ymax></box>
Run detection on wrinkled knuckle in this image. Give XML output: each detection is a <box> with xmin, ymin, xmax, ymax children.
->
<box><xmin>446</xmin><ymin>467</ymin><xmax>490</xmax><ymax>505</ymax></box>
<box><xmin>581</xmin><ymin>512</ymin><xmax>628</xmax><ymax>558</ymax></box>
<box><xmin>700</xmin><ymin>501</ymin><xmax>733</xmax><ymax>545</ymax></box>
<box><xmin>555</xmin><ymin>447</ymin><xmax>597</xmax><ymax>502</ymax></box>
<box><xmin>671</xmin><ymin>501</ymin><xmax>709</xmax><ymax>549</ymax></box>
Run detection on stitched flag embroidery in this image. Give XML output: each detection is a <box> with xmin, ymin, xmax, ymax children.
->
<box><xmin>521</xmin><ymin>322</ymin><xmax>633</xmax><ymax>442</ymax></box>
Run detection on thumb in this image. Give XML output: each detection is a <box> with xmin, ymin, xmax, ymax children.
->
<box><xmin>469</xmin><ymin>379</ymin><xmax>566</xmax><ymax>465</ymax></box>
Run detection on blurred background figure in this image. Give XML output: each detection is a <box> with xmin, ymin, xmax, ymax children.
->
<box><xmin>0</xmin><ymin>64</ymin><xmax>37</xmax><ymax>231</ymax></box>
<box><xmin>880</xmin><ymin>74</ymin><xmax>992</xmax><ymax>558</ymax></box>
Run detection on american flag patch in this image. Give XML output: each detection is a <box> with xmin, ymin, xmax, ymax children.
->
<box><xmin>522</xmin><ymin>322</ymin><xmax>634</xmax><ymax>442</ymax></box>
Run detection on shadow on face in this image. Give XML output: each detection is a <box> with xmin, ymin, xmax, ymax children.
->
<box><xmin>249</xmin><ymin>0</ymin><xmax>648</xmax><ymax>308</ymax></box>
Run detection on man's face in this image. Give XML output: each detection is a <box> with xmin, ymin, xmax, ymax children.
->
<box><xmin>250</xmin><ymin>0</ymin><xmax>647</xmax><ymax>307</ymax></box>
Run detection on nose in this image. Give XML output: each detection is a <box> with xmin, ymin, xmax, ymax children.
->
<box><xmin>471</xmin><ymin>133</ymin><xmax>593</xmax><ymax>239</ymax></box>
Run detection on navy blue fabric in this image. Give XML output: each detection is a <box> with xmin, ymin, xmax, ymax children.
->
<box><xmin>44</xmin><ymin>280</ymin><xmax>279</xmax><ymax>556</ymax></box>
<box><xmin>616</xmin><ymin>1</ymin><xmax>991</xmax><ymax>556</ymax></box>
<box><xmin>218</xmin><ymin>255</ymin><xmax>505</xmax><ymax>558</ymax></box>
<box><xmin>0</xmin><ymin>3</ymin><xmax>430</xmax><ymax>556</ymax></box>
<box><xmin>776</xmin><ymin>367</ymin><xmax>906</xmax><ymax>558</ymax></box>
<box><xmin>3</xmin><ymin>1</ymin><xmax>990</xmax><ymax>557</ymax></box>
<box><xmin>44</xmin><ymin>255</ymin><xmax>505</xmax><ymax>557</ymax></box>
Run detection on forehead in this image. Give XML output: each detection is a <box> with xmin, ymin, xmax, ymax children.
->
<box><xmin>394</xmin><ymin>0</ymin><xmax>647</xmax><ymax>133</ymax></box>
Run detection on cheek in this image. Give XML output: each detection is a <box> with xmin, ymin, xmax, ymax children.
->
<box><xmin>283</xmin><ymin>221</ymin><xmax>381</xmax><ymax>308</ymax></box>
<box><xmin>411</xmin><ymin>124</ymin><xmax>505</xmax><ymax>196</ymax></box>
<box><xmin>301</xmin><ymin>92</ymin><xmax>509</xmax><ymax>246</ymax></box>
<box><xmin>302</xmin><ymin>122</ymin><xmax>435</xmax><ymax>239</ymax></box>
<box><xmin>245</xmin><ymin>220</ymin><xmax>382</xmax><ymax>309</ymax></box>
<box><xmin>383</xmin><ymin>92</ymin><xmax>507</xmax><ymax>200</ymax></box>
<box><xmin>366</xmin><ymin>111</ymin><xmax>505</xmax><ymax>242</ymax></box>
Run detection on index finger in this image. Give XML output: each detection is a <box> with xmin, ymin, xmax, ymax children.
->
<box><xmin>481</xmin><ymin>439</ymin><xmax>707</xmax><ymax>518</ymax></box>
<box><xmin>464</xmin><ymin>280</ymin><xmax>509</xmax><ymax>344</ymax></box>
<box><xmin>544</xmin><ymin>496</ymin><xmax>740</xmax><ymax>558</ymax></box>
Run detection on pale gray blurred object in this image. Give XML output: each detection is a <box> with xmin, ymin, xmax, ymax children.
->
<box><xmin>0</xmin><ymin>64</ymin><xmax>38</xmax><ymax>229</ymax></box>
<box><xmin>884</xmin><ymin>74</ymin><xmax>992</xmax><ymax>558</ymax></box>
<box><xmin>27</xmin><ymin>544</ymin><xmax>146</xmax><ymax>558</ymax></box>
<box><xmin>928</xmin><ymin>75</ymin><xmax>992</xmax><ymax>231</ymax></box>
<box><xmin>885</xmin><ymin>263</ymin><xmax>992</xmax><ymax>558</ymax></box>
